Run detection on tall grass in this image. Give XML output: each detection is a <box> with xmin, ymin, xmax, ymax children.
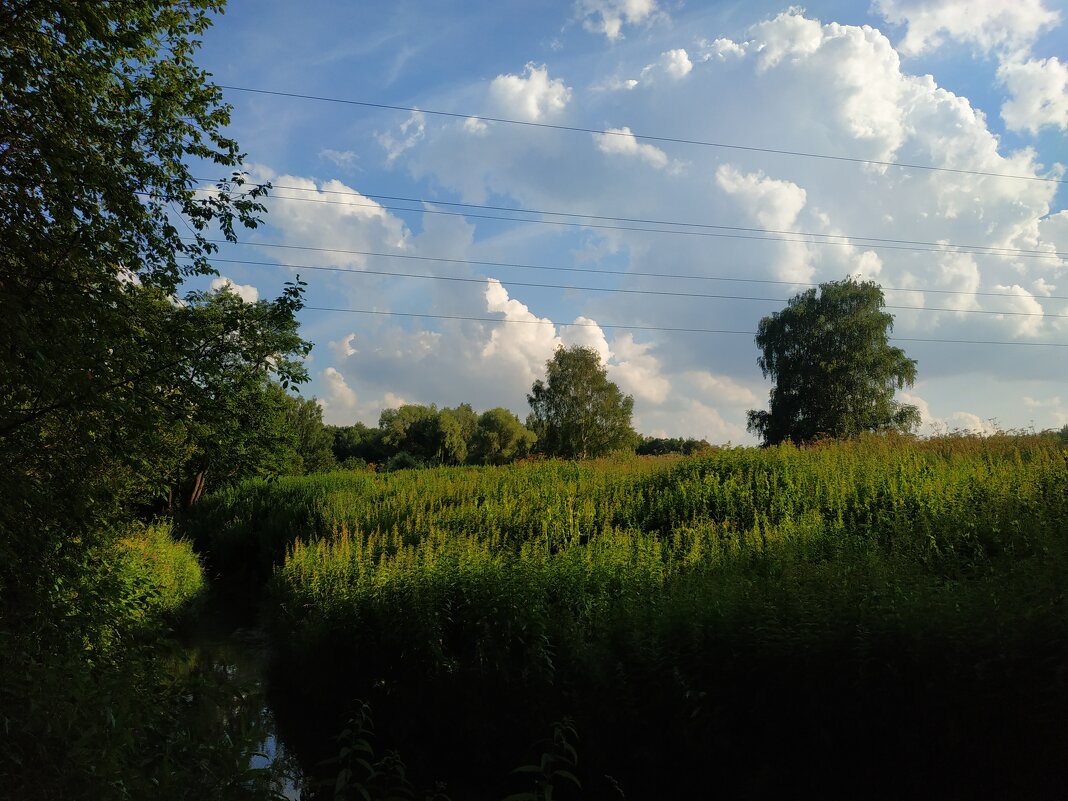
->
<box><xmin>186</xmin><ymin>433</ymin><xmax>1068</xmax><ymax>798</ymax></box>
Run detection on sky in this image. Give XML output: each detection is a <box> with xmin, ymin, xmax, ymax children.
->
<box><xmin>190</xmin><ymin>0</ymin><xmax>1068</xmax><ymax>443</ymax></box>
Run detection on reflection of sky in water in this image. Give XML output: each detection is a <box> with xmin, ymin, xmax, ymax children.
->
<box><xmin>251</xmin><ymin>732</ymin><xmax>302</xmax><ymax>800</ymax></box>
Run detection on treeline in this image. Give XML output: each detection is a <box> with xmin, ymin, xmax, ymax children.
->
<box><xmin>287</xmin><ymin>399</ymin><xmax>715</xmax><ymax>474</ymax></box>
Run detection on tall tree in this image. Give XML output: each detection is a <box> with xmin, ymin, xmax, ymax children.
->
<box><xmin>746</xmin><ymin>278</ymin><xmax>919</xmax><ymax>446</ymax></box>
<box><xmin>527</xmin><ymin>345</ymin><xmax>638</xmax><ymax>459</ymax></box>
<box><xmin>0</xmin><ymin>0</ymin><xmax>309</xmax><ymax>643</ymax></box>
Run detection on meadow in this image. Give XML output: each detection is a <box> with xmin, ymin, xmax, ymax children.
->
<box><xmin>185</xmin><ymin>432</ymin><xmax>1068</xmax><ymax>799</ymax></box>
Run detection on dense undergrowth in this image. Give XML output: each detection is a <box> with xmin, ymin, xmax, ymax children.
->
<box><xmin>182</xmin><ymin>432</ymin><xmax>1068</xmax><ymax>799</ymax></box>
<box><xmin>1</xmin><ymin>522</ymin><xmax>295</xmax><ymax>801</ymax></box>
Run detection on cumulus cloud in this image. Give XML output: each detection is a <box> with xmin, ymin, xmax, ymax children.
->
<box><xmin>992</xmin><ymin>284</ymin><xmax>1046</xmax><ymax>337</ymax></box>
<box><xmin>576</xmin><ymin>0</ymin><xmax>661</xmax><ymax>41</ymax></box>
<box><xmin>210</xmin><ymin>276</ymin><xmax>259</xmax><ymax>303</ymax></box>
<box><xmin>321</xmin><ymin>367</ymin><xmax>358</xmax><ymax>421</ymax></box>
<box><xmin>609</xmin><ymin>333</ymin><xmax>670</xmax><ymax>403</ymax></box>
<box><xmin>998</xmin><ymin>56</ymin><xmax>1068</xmax><ymax>133</ymax></box>
<box><xmin>377</xmin><ymin>110</ymin><xmax>426</xmax><ymax>164</ymax></box>
<box><xmin>874</xmin><ymin>0</ymin><xmax>1061</xmax><ymax>57</ymax></box>
<box><xmin>748</xmin><ymin>10</ymin><xmax>824</xmax><ymax>72</ymax></box>
<box><xmin>593</xmin><ymin>126</ymin><xmax>676</xmax><ymax>171</ymax></box>
<box><xmin>482</xmin><ymin>279</ymin><xmax>562</xmax><ymax>384</ymax></box>
<box><xmin>697</xmin><ymin>37</ymin><xmax>748</xmax><ymax>62</ymax></box>
<box><xmin>715</xmin><ymin>164</ymin><xmax>813</xmax><ymax>283</ymax></box>
<box><xmin>648</xmin><ymin>48</ymin><xmax>693</xmax><ymax>79</ymax></box>
<box><xmin>489</xmin><ymin>63</ymin><xmax>571</xmax><ymax>121</ymax></box>
<box><xmin>261</xmin><ymin>175</ymin><xmax>411</xmax><ymax>268</ymax></box>
<box><xmin>874</xmin><ymin>0</ymin><xmax>1065</xmax><ymax>137</ymax></box>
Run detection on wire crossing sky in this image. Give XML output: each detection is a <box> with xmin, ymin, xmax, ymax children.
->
<box><xmin>191</xmin><ymin>0</ymin><xmax>1068</xmax><ymax>441</ymax></box>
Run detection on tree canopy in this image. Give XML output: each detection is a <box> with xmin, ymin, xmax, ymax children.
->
<box><xmin>1</xmin><ymin>0</ymin><xmax>310</xmax><ymax>641</ymax></box>
<box><xmin>746</xmin><ymin>277</ymin><xmax>919</xmax><ymax>446</ymax></box>
<box><xmin>527</xmin><ymin>345</ymin><xmax>638</xmax><ymax>459</ymax></box>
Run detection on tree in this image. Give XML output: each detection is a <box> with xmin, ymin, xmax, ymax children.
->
<box><xmin>1</xmin><ymin>3</ymin><xmax>313</xmax><ymax>793</ymax></box>
<box><xmin>746</xmin><ymin>278</ymin><xmax>919</xmax><ymax>446</ymax></box>
<box><xmin>527</xmin><ymin>345</ymin><xmax>638</xmax><ymax>459</ymax></box>
<box><xmin>470</xmin><ymin>407</ymin><xmax>537</xmax><ymax>465</ymax></box>
<box><xmin>282</xmin><ymin>393</ymin><xmax>338</xmax><ymax>475</ymax></box>
<box><xmin>0</xmin><ymin>0</ymin><xmax>310</xmax><ymax>649</ymax></box>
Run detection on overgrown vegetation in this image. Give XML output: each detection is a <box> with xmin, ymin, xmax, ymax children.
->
<box><xmin>184</xmin><ymin>432</ymin><xmax>1068</xmax><ymax>799</ymax></box>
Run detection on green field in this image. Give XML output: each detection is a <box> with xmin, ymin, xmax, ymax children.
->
<box><xmin>186</xmin><ymin>432</ymin><xmax>1068</xmax><ymax>799</ymax></box>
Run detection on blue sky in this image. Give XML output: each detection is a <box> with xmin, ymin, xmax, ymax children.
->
<box><xmin>191</xmin><ymin>0</ymin><xmax>1068</xmax><ymax>442</ymax></box>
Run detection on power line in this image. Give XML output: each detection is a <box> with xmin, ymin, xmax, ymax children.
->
<box><xmin>196</xmin><ymin>239</ymin><xmax>1068</xmax><ymax>303</ymax></box>
<box><xmin>208</xmin><ymin>256</ymin><xmax>1066</xmax><ymax>319</ymax></box>
<box><xmin>185</xmin><ymin>185</ymin><xmax>1068</xmax><ymax>263</ymax></box>
<box><xmin>302</xmin><ymin>305</ymin><xmax>1068</xmax><ymax>347</ymax></box>
<box><xmin>192</xmin><ymin>179</ymin><xmax>1068</xmax><ymax>262</ymax></box>
<box><xmin>217</xmin><ymin>84</ymin><xmax>1068</xmax><ymax>185</ymax></box>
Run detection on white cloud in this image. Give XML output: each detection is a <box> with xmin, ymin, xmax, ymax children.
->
<box><xmin>210</xmin><ymin>276</ymin><xmax>259</xmax><ymax>303</ymax></box>
<box><xmin>948</xmin><ymin>411</ymin><xmax>1001</xmax><ymax>435</ymax></box>
<box><xmin>377</xmin><ymin>110</ymin><xmax>426</xmax><ymax>164</ymax></box>
<box><xmin>321</xmin><ymin>367</ymin><xmax>358</xmax><ymax>421</ymax></box>
<box><xmin>609</xmin><ymin>333</ymin><xmax>670</xmax><ymax>403</ymax></box>
<box><xmin>874</xmin><ymin>0</ymin><xmax>1062</xmax><ymax>57</ymax></box>
<box><xmin>561</xmin><ymin>315</ymin><xmax>612</xmax><ymax>363</ymax></box>
<box><xmin>576</xmin><ymin>0</ymin><xmax>661</xmax><ymax>41</ymax></box>
<box><xmin>319</xmin><ymin>149</ymin><xmax>359</xmax><ymax>171</ymax></box>
<box><xmin>330</xmin><ymin>333</ymin><xmax>359</xmax><ymax>358</ymax></box>
<box><xmin>262</xmin><ymin>175</ymin><xmax>411</xmax><ymax>268</ymax></box>
<box><xmin>659</xmin><ymin>48</ymin><xmax>693</xmax><ymax>79</ymax></box>
<box><xmin>999</xmin><ymin>57</ymin><xmax>1068</xmax><ymax>133</ymax></box>
<box><xmin>715</xmin><ymin>164</ymin><xmax>813</xmax><ymax>283</ymax></box>
<box><xmin>489</xmin><ymin>63</ymin><xmax>571</xmax><ymax>121</ymax></box>
<box><xmin>482</xmin><ymin>279</ymin><xmax>562</xmax><ymax>384</ymax></box>
<box><xmin>698</xmin><ymin>37</ymin><xmax>748</xmax><ymax>62</ymax></box>
<box><xmin>993</xmin><ymin>284</ymin><xmax>1046</xmax><ymax>336</ymax></box>
<box><xmin>592</xmin><ymin>76</ymin><xmax>640</xmax><ymax>91</ymax></box>
<box><xmin>462</xmin><ymin>116</ymin><xmax>489</xmax><ymax>136</ymax></box>
<box><xmin>748</xmin><ymin>10</ymin><xmax>824</xmax><ymax>72</ymax></box>
<box><xmin>593</xmin><ymin>126</ymin><xmax>675</xmax><ymax>171</ymax></box>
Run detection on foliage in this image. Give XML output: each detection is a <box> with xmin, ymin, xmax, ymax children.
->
<box><xmin>635</xmin><ymin>436</ymin><xmax>711</xmax><ymax>456</ymax></box>
<box><xmin>283</xmin><ymin>393</ymin><xmax>338</xmax><ymax>474</ymax></box>
<box><xmin>747</xmin><ymin>277</ymin><xmax>920</xmax><ymax>445</ymax></box>
<box><xmin>0</xmin><ymin>2</ymin><xmax>311</xmax><ymax>797</ymax></box>
<box><xmin>328</xmin><ymin>405</ymin><xmax>535</xmax><ymax>469</ymax></box>
<box><xmin>527</xmin><ymin>346</ymin><xmax>638</xmax><ymax>459</ymax></box>
<box><xmin>189</xmin><ymin>433</ymin><xmax>1068</xmax><ymax>797</ymax></box>
<box><xmin>470</xmin><ymin>407</ymin><xmax>538</xmax><ymax>465</ymax></box>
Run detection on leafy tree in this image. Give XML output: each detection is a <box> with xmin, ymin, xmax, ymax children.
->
<box><xmin>746</xmin><ymin>278</ymin><xmax>919</xmax><ymax>446</ymax></box>
<box><xmin>438</xmin><ymin>403</ymin><xmax>479</xmax><ymax>465</ymax></box>
<box><xmin>379</xmin><ymin>404</ymin><xmax>440</xmax><ymax>461</ymax></box>
<box><xmin>1</xmin><ymin>1</ymin><xmax>314</xmax><ymax>795</ymax></box>
<box><xmin>527</xmin><ymin>346</ymin><xmax>638</xmax><ymax>459</ymax></box>
<box><xmin>330</xmin><ymin>422</ymin><xmax>389</xmax><ymax>467</ymax></box>
<box><xmin>0</xmin><ymin>0</ymin><xmax>310</xmax><ymax>698</ymax></box>
<box><xmin>470</xmin><ymin>407</ymin><xmax>537</xmax><ymax>465</ymax></box>
<box><xmin>282</xmin><ymin>393</ymin><xmax>338</xmax><ymax>474</ymax></box>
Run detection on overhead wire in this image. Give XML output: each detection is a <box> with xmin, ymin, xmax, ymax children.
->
<box><xmin>216</xmin><ymin>84</ymin><xmax>1068</xmax><ymax>185</ymax></box>
<box><xmin>190</xmin><ymin>179</ymin><xmax>1068</xmax><ymax>262</ymax></box>
<box><xmin>194</xmin><ymin>239</ymin><xmax>1068</xmax><ymax>303</ymax></box>
<box><xmin>302</xmin><ymin>306</ymin><xmax>1068</xmax><ymax>347</ymax></box>
<box><xmin>184</xmin><ymin>185</ymin><xmax>1068</xmax><ymax>263</ymax></box>
<box><xmin>204</xmin><ymin>255</ymin><xmax>1067</xmax><ymax>319</ymax></box>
